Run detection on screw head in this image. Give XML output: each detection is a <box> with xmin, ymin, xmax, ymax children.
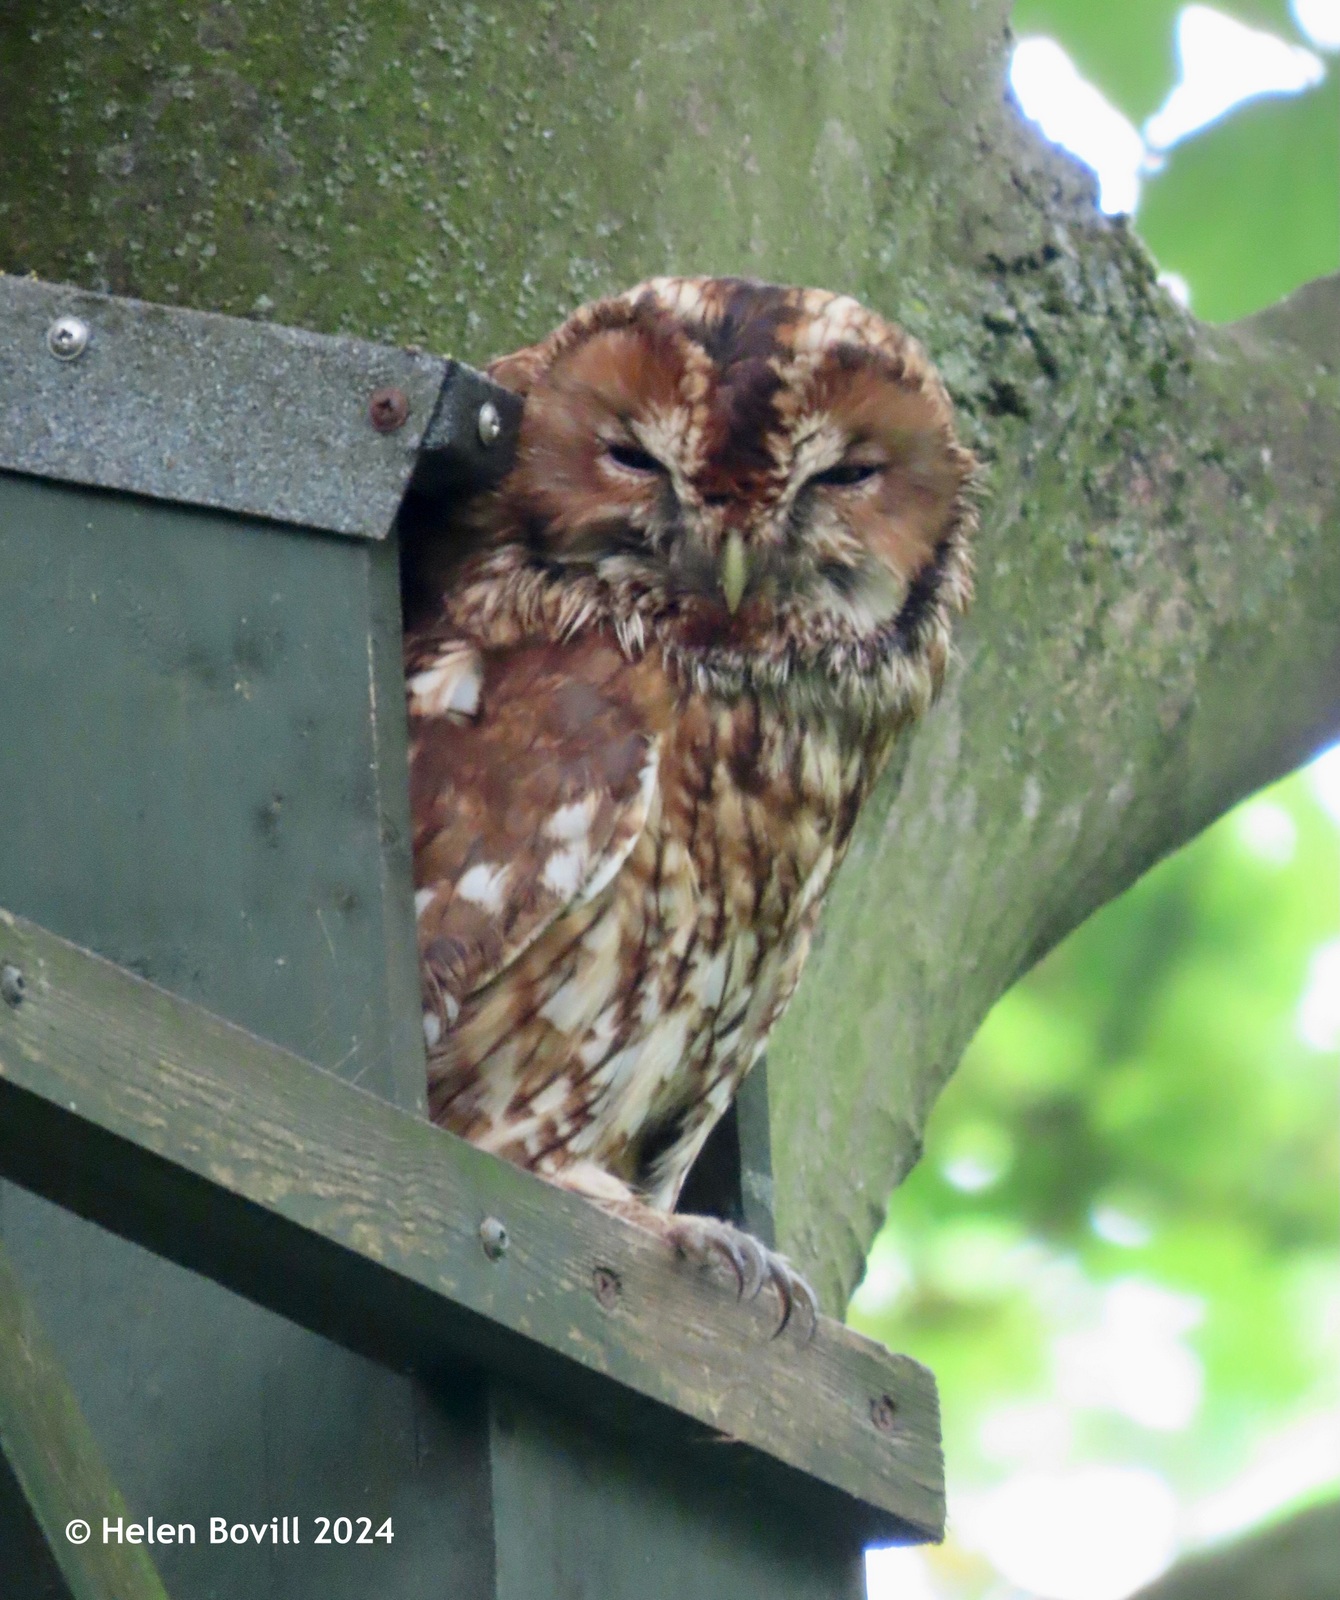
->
<box><xmin>479</xmin><ymin>1216</ymin><xmax>509</xmax><ymax>1261</ymax></box>
<box><xmin>1</xmin><ymin>965</ymin><xmax>26</xmax><ymax>1008</ymax></box>
<box><xmin>592</xmin><ymin>1265</ymin><xmax>621</xmax><ymax>1310</ymax></box>
<box><xmin>47</xmin><ymin>315</ymin><xmax>90</xmax><ymax>361</ymax></box>
<box><xmin>476</xmin><ymin>400</ymin><xmax>502</xmax><ymax>447</ymax></box>
<box><xmin>368</xmin><ymin>386</ymin><xmax>410</xmax><ymax>433</ymax></box>
<box><xmin>870</xmin><ymin>1394</ymin><xmax>898</xmax><ymax>1434</ymax></box>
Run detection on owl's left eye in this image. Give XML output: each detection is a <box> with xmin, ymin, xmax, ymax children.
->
<box><xmin>606</xmin><ymin>441</ymin><xmax>666</xmax><ymax>475</ymax></box>
<box><xmin>810</xmin><ymin>460</ymin><xmax>882</xmax><ymax>489</ymax></box>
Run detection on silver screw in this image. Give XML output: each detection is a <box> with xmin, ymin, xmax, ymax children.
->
<box><xmin>479</xmin><ymin>1216</ymin><xmax>509</xmax><ymax>1261</ymax></box>
<box><xmin>0</xmin><ymin>965</ymin><xmax>26</xmax><ymax>1008</ymax></box>
<box><xmin>476</xmin><ymin>400</ymin><xmax>501</xmax><ymax>447</ymax></box>
<box><xmin>47</xmin><ymin>315</ymin><xmax>90</xmax><ymax>361</ymax></box>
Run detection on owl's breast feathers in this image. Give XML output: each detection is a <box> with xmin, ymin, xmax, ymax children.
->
<box><xmin>408</xmin><ymin>626</ymin><xmax>882</xmax><ymax>1210</ymax></box>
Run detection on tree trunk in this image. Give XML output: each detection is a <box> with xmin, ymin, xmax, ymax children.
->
<box><xmin>1131</xmin><ymin>1498</ymin><xmax>1340</xmax><ymax>1600</ymax></box>
<box><xmin>3</xmin><ymin>0</ymin><xmax>1335</xmax><ymax>1310</ymax></box>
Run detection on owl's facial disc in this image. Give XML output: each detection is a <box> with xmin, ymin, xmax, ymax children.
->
<box><xmin>491</xmin><ymin>282</ymin><xmax>974</xmax><ymax>688</ymax></box>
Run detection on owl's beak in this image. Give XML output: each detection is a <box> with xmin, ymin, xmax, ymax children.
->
<box><xmin>720</xmin><ymin>531</ymin><xmax>749</xmax><ymax>614</ymax></box>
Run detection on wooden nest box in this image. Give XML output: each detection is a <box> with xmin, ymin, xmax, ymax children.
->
<box><xmin>0</xmin><ymin>273</ymin><xmax>942</xmax><ymax>1600</ymax></box>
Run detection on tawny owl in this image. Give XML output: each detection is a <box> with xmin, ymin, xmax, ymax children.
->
<box><xmin>405</xmin><ymin>277</ymin><xmax>975</xmax><ymax>1325</ymax></box>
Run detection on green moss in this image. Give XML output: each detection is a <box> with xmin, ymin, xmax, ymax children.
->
<box><xmin>0</xmin><ymin>0</ymin><xmax>1004</xmax><ymax>359</ymax></box>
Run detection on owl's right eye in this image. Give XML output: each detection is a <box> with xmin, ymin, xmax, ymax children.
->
<box><xmin>606</xmin><ymin>441</ymin><xmax>666</xmax><ymax>475</ymax></box>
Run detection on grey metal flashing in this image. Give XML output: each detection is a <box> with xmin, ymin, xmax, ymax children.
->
<box><xmin>0</xmin><ymin>274</ymin><xmax>518</xmax><ymax>539</ymax></box>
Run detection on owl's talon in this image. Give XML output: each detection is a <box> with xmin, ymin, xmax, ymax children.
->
<box><xmin>738</xmin><ymin>1234</ymin><xmax>769</xmax><ymax>1303</ymax></box>
<box><xmin>655</xmin><ymin>1213</ymin><xmax>816</xmax><ymax>1337</ymax></box>
<box><xmin>724</xmin><ymin>1228</ymin><xmax>767</xmax><ymax>1301</ymax></box>
<box><xmin>667</xmin><ymin>1215</ymin><xmax>748</xmax><ymax>1296</ymax></box>
<box><xmin>766</xmin><ymin>1257</ymin><xmax>819</xmax><ymax>1342</ymax></box>
<box><xmin>768</xmin><ymin>1261</ymin><xmax>794</xmax><ymax>1337</ymax></box>
<box><xmin>707</xmin><ymin>1231</ymin><xmax>748</xmax><ymax>1297</ymax></box>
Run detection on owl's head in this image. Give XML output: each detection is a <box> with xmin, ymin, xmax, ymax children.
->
<box><xmin>468</xmin><ymin>277</ymin><xmax>976</xmax><ymax>720</ymax></box>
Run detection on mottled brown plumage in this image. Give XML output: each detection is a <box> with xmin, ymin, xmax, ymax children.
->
<box><xmin>406</xmin><ymin>277</ymin><xmax>975</xmax><ymax>1319</ymax></box>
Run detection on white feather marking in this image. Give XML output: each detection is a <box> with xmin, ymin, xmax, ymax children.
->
<box><xmin>796</xmin><ymin>844</ymin><xmax>835</xmax><ymax>915</ymax></box>
<box><xmin>539</xmin><ymin>919</ymin><xmax>622</xmax><ymax>1034</ymax></box>
<box><xmin>541</xmin><ymin>846</ymin><xmax>585</xmax><ymax>899</ymax></box>
<box><xmin>545</xmin><ymin>797</ymin><xmax>597</xmax><ymax>843</ymax></box>
<box><xmin>578</xmin><ymin>1004</ymin><xmax>622</xmax><ymax>1069</ymax></box>
<box><xmin>414</xmin><ymin>887</ymin><xmax>436</xmax><ymax>920</ymax></box>
<box><xmin>578</xmin><ymin>741</ymin><xmax>659</xmax><ymax>906</ymax></box>
<box><xmin>539</xmin><ymin>973</ymin><xmax>597</xmax><ymax>1033</ymax></box>
<box><xmin>528</xmin><ymin>1078</ymin><xmax>573</xmax><ymax>1118</ymax></box>
<box><xmin>422</xmin><ymin>1011</ymin><xmax>442</xmax><ymax>1048</ymax></box>
<box><xmin>686</xmin><ymin>947</ymin><xmax>730</xmax><ymax>1009</ymax></box>
<box><xmin>407</xmin><ymin>648</ymin><xmax>483</xmax><ymax>718</ymax></box>
<box><xmin>714</xmin><ymin>1021</ymin><xmax>745</xmax><ymax>1056</ymax></box>
<box><xmin>456</xmin><ymin>861</ymin><xmax>511</xmax><ymax>912</ymax></box>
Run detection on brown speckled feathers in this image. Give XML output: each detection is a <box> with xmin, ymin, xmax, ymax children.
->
<box><xmin>406</xmin><ymin>277</ymin><xmax>975</xmax><ymax>1232</ymax></box>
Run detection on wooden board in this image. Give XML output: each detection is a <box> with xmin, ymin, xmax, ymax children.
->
<box><xmin>485</xmin><ymin>1382</ymin><xmax>867</xmax><ymax>1600</ymax></box>
<box><xmin>0</xmin><ymin>1243</ymin><xmax>170</xmax><ymax>1600</ymax></box>
<box><xmin>0</xmin><ymin>469</ymin><xmax>492</xmax><ymax>1600</ymax></box>
<box><xmin>0</xmin><ymin>905</ymin><xmax>943</xmax><ymax>1545</ymax></box>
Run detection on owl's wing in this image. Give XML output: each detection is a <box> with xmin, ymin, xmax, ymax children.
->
<box><xmin>408</xmin><ymin>634</ymin><xmax>660</xmax><ymax>1021</ymax></box>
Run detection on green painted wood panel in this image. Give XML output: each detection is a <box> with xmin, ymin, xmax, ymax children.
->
<box><xmin>487</xmin><ymin>1383</ymin><xmax>868</xmax><ymax>1600</ymax></box>
<box><xmin>1</xmin><ymin>1189</ymin><xmax>499</xmax><ymax>1600</ymax></box>
<box><xmin>0</xmin><ymin>472</ymin><xmax>422</xmax><ymax>1101</ymax></box>
<box><xmin>0</xmin><ymin>470</ymin><xmax>483</xmax><ymax>1599</ymax></box>
<box><xmin>0</xmin><ymin>1241</ymin><xmax>169</xmax><ymax>1600</ymax></box>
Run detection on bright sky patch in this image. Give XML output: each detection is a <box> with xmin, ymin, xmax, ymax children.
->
<box><xmin>1145</xmin><ymin>6</ymin><xmax>1326</xmax><ymax>150</ymax></box>
<box><xmin>1010</xmin><ymin>37</ymin><xmax>1147</xmax><ymax>214</ymax></box>
<box><xmin>1293</xmin><ymin>0</ymin><xmax>1340</xmax><ymax>51</ymax></box>
<box><xmin>1011</xmin><ymin>8</ymin><xmax>1329</xmax><ymax>229</ymax></box>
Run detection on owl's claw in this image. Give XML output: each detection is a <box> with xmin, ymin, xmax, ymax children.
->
<box><xmin>764</xmin><ymin>1254</ymin><xmax>819</xmax><ymax>1342</ymax></box>
<box><xmin>663</xmin><ymin>1214</ymin><xmax>817</xmax><ymax>1340</ymax></box>
<box><xmin>587</xmin><ymin>1197</ymin><xmax>819</xmax><ymax>1338</ymax></box>
<box><xmin>664</xmin><ymin>1214</ymin><xmax>751</xmax><ymax>1296</ymax></box>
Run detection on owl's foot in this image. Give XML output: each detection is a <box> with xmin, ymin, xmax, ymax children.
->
<box><xmin>602</xmin><ymin>1199</ymin><xmax>817</xmax><ymax>1339</ymax></box>
<box><xmin>538</xmin><ymin>1169</ymin><xmax>819</xmax><ymax>1338</ymax></box>
<box><xmin>666</xmin><ymin>1214</ymin><xmax>819</xmax><ymax>1340</ymax></box>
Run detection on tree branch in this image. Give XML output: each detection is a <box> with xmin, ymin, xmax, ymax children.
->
<box><xmin>0</xmin><ymin>0</ymin><xmax>1334</xmax><ymax>1307</ymax></box>
<box><xmin>769</xmin><ymin>210</ymin><xmax>1340</xmax><ymax>1298</ymax></box>
<box><xmin>1130</xmin><ymin>1499</ymin><xmax>1340</xmax><ymax>1600</ymax></box>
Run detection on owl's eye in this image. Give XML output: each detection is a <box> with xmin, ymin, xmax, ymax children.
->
<box><xmin>810</xmin><ymin>460</ymin><xmax>882</xmax><ymax>489</ymax></box>
<box><xmin>606</xmin><ymin>441</ymin><xmax>666</xmax><ymax>475</ymax></box>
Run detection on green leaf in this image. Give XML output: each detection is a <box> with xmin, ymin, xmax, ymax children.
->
<box><xmin>1138</xmin><ymin>74</ymin><xmax>1340</xmax><ymax>322</ymax></box>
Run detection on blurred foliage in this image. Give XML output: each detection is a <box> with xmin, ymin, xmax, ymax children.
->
<box><xmin>1139</xmin><ymin>73</ymin><xmax>1339</xmax><ymax>321</ymax></box>
<box><xmin>851</xmin><ymin>772</ymin><xmax>1339</xmax><ymax>1492</ymax></box>
<box><xmin>1012</xmin><ymin>0</ymin><xmax>1307</xmax><ymax>118</ymax></box>
<box><xmin>854</xmin><ymin>0</ymin><xmax>1339</xmax><ymax>1586</ymax></box>
<box><xmin>1014</xmin><ymin>0</ymin><xmax>1339</xmax><ymax>321</ymax></box>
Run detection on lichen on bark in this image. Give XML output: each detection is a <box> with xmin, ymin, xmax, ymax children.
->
<box><xmin>2</xmin><ymin>0</ymin><xmax>1335</xmax><ymax>1312</ymax></box>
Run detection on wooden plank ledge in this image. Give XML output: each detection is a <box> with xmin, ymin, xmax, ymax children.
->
<box><xmin>0</xmin><ymin>906</ymin><xmax>942</xmax><ymax>1544</ymax></box>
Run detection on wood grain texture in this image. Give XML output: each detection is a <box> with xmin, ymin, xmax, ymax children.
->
<box><xmin>0</xmin><ymin>906</ymin><xmax>942</xmax><ymax>1544</ymax></box>
<box><xmin>0</xmin><ymin>1243</ymin><xmax>171</xmax><ymax>1600</ymax></box>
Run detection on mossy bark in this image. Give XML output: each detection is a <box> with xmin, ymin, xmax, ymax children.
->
<box><xmin>2</xmin><ymin>0</ymin><xmax>1336</xmax><ymax>1310</ymax></box>
<box><xmin>1130</xmin><ymin>1497</ymin><xmax>1340</xmax><ymax>1600</ymax></box>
